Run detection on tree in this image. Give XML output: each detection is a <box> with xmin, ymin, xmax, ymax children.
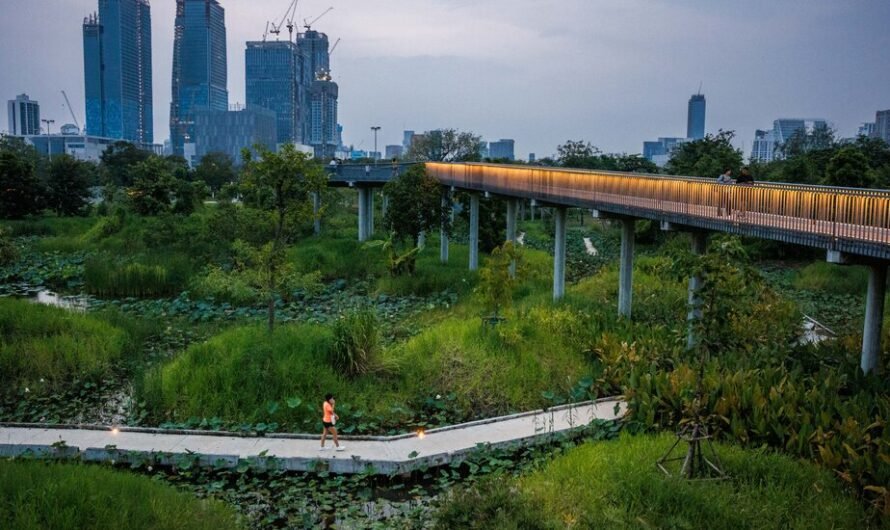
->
<box><xmin>477</xmin><ymin>241</ymin><xmax>525</xmax><ymax>322</ymax></box>
<box><xmin>100</xmin><ymin>141</ymin><xmax>151</xmax><ymax>187</ymax></box>
<box><xmin>44</xmin><ymin>154</ymin><xmax>94</xmax><ymax>216</ymax></box>
<box><xmin>0</xmin><ymin>226</ymin><xmax>18</xmax><ymax>266</ymax></box>
<box><xmin>0</xmin><ymin>148</ymin><xmax>43</xmax><ymax>219</ymax></box>
<box><xmin>666</xmin><ymin>130</ymin><xmax>743</xmax><ymax>179</ymax></box>
<box><xmin>406</xmin><ymin>129</ymin><xmax>484</xmax><ymax>162</ymax></box>
<box><xmin>382</xmin><ymin>165</ymin><xmax>453</xmax><ymax>267</ymax></box>
<box><xmin>239</xmin><ymin>144</ymin><xmax>328</xmax><ymax>331</ymax></box>
<box><xmin>195</xmin><ymin>151</ymin><xmax>237</xmax><ymax>192</ymax></box>
<box><xmin>557</xmin><ymin>140</ymin><xmax>601</xmax><ymax>168</ymax></box>
<box><xmin>777</xmin><ymin>125</ymin><xmax>837</xmax><ymax>159</ymax></box>
<box><xmin>127</xmin><ymin>157</ymin><xmax>179</xmax><ymax>215</ymax></box>
<box><xmin>824</xmin><ymin>146</ymin><xmax>873</xmax><ymax>188</ymax></box>
<box><xmin>456</xmin><ymin>192</ymin><xmax>506</xmax><ymax>253</ymax></box>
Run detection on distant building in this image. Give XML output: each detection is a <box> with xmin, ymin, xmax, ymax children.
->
<box><xmin>488</xmin><ymin>139</ymin><xmax>515</xmax><ymax>161</ymax></box>
<box><xmin>191</xmin><ymin>107</ymin><xmax>277</xmax><ymax>166</ymax></box>
<box><xmin>749</xmin><ymin>119</ymin><xmax>829</xmax><ymax>162</ymax></box>
<box><xmin>297</xmin><ymin>30</ymin><xmax>330</xmax><ymax>144</ymax></box>
<box><xmin>874</xmin><ymin>110</ymin><xmax>890</xmax><ymax>144</ymax></box>
<box><xmin>7</xmin><ymin>94</ymin><xmax>40</xmax><ymax>135</ymax></box>
<box><xmin>385</xmin><ymin>145</ymin><xmax>404</xmax><ymax>159</ymax></box>
<box><xmin>23</xmin><ymin>134</ymin><xmax>118</xmax><ymax>162</ymax></box>
<box><xmin>642</xmin><ymin>137</ymin><xmax>687</xmax><ymax>167</ymax></box>
<box><xmin>246</xmin><ymin>40</ymin><xmax>305</xmax><ymax>145</ymax></box>
<box><xmin>858</xmin><ymin>122</ymin><xmax>876</xmax><ymax>137</ymax></box>
<box><xmin>82</xmin><ymin>0</ymin><xmax>153</xmax><ymax>144</ymax></box>
<box><xmin>687</xmin><ymin>93</ymin><xmax>706</xmax><ymax>140</ymax></box>
<box><xmin>528</xmin><ymin>153</ymin><xmax>536</xmax><ymax>163</ymax></box>
<box><xmin>170</xmin><ymin>0</ymin><xmax>228</xmax><ymax>156</ymax></box>
<box><xmin>60</xmin><ymin>123</ymin><xmax>81</xmax><ymax>135</ymax></box>
<box><xmin>308</xmin><ymin>79</ymin><xmax>338</xmax><ymax>159</ymax></box>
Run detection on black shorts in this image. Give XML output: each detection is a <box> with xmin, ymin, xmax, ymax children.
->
<box><xmin>323</xmin><ymin>421</ymin><xmax>335</xmax><ymax>428</ymax></box>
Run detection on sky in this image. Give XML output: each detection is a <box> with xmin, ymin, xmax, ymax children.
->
<box><xmin>1</xmin><ymin>0</ymin><xmax>889</xmax><ymax>159</ymax></box>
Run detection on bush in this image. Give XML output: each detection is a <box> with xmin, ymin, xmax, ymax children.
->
<box><xmin>435</xmin><ymin>435</ymin><xmax>872</xmax><ymax>529</ymax></box>
<box><xmin>795</xmin><ymin>261</ymin><xmax>869</xmax><ymax>294</ymax></box>
<box><xmin>0</xmin><ymin>460</ymin><xmax>242</xmax><ymax>530</ymax></box>
<box><xmin>0</xmin><ymin>298</ymin><xmax>127</xmax><ymax>393</ymax></box>
<box><xmin>330</xmin><ymin>307</ymin><xmax>381</xmax><ymax>378</ymax></box>
<box><xmin>0</xmin><ymin>226</ymin><xmax>18</xmax><ymax>266</ymax></box>
<box><xmin>189</xmin><ymin>266</ymin><xmax>259</xmax><ymax>305</ymax></box>
<box><xmin>84</xmin><ymin>252</ymin><xmax>192</xmax><ymax>298</ymax></box>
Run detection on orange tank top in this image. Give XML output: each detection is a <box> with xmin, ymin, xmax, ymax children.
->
<box><xmin>323</xmin><ymin>401</ymin><xmax>333</xmax><ymax>422</ymax></box>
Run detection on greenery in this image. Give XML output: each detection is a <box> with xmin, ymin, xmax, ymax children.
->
<box><xmin>0</xmin><ymin>460</ymin><xmax>242</xmax><ymax>530</ymax></box>
<box><xmin>0</xmin><ymin>226</ymin><xmax>18</xmax><ymax>266</ymax></box>
<box><xmin>382</xmin><ymin>164</ymin><xmax>453</xmax><ymax>254</ymax></box>
<box><xmin>477</xmin><ymin>241</ymin><xmax>525</xmax><ymax>319</ymax></box>
<box><xmin>195</xmin><ymin>151</ymin><xmax>237</xmax><ymax>192</ymax></box>
<box><xmin>666</xmin><ymin>130</ymin><xmax>744</xmax><ymax>179</ymax></box>
<box><xmin>556</xmin><ymin>139</ymin><xmax>659</xmax><ymax>172</ymax></box>
<box><xmin>405</xmin><ymin>128</ymin><xmax>484</xmax><ymax>162</ymax></box>
<box><xmin>0</xmin><ymin>298</ymin><xmax>127</xmax><ymax>394</ymax></box>
<box><xmin>330</xmin><ymin>306</ymin><xmax>384</xmax><ymax>378</ymax></box>
<box><xmin>43</xmin><ymin>154</ymin><xmax>95</xmax><ymax>217</ymax></box>
<box><xmin>0</xmin><ymin>139</ymin><xmax>43</xmax><ymax>219</ymax></box>
<box><xmin>435</xmin><ymin>434</ymin><xmax>873</xmax><ymax>529</ymax></box>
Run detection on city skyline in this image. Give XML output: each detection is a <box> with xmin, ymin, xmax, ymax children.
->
<box><xmin>1</xmin><ymin>0</ymin><xmax>889</xmax><ymax>158</ymax></box>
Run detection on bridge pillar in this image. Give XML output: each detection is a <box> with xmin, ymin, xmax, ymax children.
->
<box><xmin>381</xmin><ymin>194</ymin><xmax>389</xmax><ymax>221</ymax></box>
<box><xmin>469</xmin><ymin>194</ymin><xmax>480</xmax><ymax>271</ymax></box>
<box><xmin>440</xmin><ymin>193</ymin><xmax>451</xmax><ymax>263</ymax></box>
<box><xmin>619</xmin><ymin>218</ymin><xmax>635</xmax><ymax>318</ymax></box>
<box><xmin>368</xmin><ymin>191</ymin><xmax>375</xmax><ymax>238</ymax></box>
<box><xmin>357</xmin><ymin>187</ymin><xmax>369</xmax><ymax>242</ymax></box>
<box><xmin>861</xmin><ymin>263</ymin><xmax>887</xmax><ymax>375</ymax></box>
<box><xmin>687</xmin><ymin>231</ymin><xmax>708</xmax><ymax>350</ymax></box>
<box><xmin>312</xmin><ymin>192</ymin><xmax>321</xmax><ymax>236</ymax></box>
<box><xmin>553</xmin><ymin>207</ymin><xmax>567</xmax><ymax>301</ymax></box>
<box><xmin>506</xmin><ymin>199</ymin><xmax>519</xmax><ymax>277</ymax></box>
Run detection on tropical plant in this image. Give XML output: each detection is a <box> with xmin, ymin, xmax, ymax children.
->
<box><xmin>330</xmin><ymin>306</ymin><xmax>382</xmax><ymax>379</ymax></box>
<box><xmin>477</xmin><ymin>241</ymin><xmax>525</xmax><ymax>321</ymax></box>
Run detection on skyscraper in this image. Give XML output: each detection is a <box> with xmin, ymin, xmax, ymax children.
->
<box><xmin>749</xmin><ymin>119</ymin><xmax>828</xmax><ymax>163</ymax></box>
<box><xmin>874</xmin><ymin>110</ymin><xmax>890</xmax><ymax>144</ymax></box>
<box><xmin>245</xmin><ymin>40</ymin><xmax>303</xmax><ymax>145</ymax></box>
<box><xmin>7</xmin><ymin>94</ymin><xmax>41</xmax><ymax>135</ymax></box>
<box><xmin>296</xmin><ymin>30</ymin><xmax>330</xmax><ymax>145</ymax></box>
<box><xmin>687</xmin><ymin>93</ymin><xmax>706</xmax><ymax>140</ymax></box>
<box><xmin>488</xmin><ymin>139</ymin><xmax>515</xmax><ymax>161</ymax></box>
<box><xmin>82</xmin><ymin>0</ymin><xmax>153</xmax><ymax>144</ymax></box>
<box><xmin>170</xmin><ymin>0</ymin><xmax>228</xmax><ymax>156</ymax></box>
<box><xmin>308</xmin><ymin>79</ymin><xmax>338</xmax><ymax>158</ymax></box>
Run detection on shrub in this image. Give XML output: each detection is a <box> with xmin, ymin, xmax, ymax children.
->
<box><xmin>84</xmin><ymin>252</ymin><xmax>192</xmax><ymax>298</ymax></box>
<box><xmin>0</xmin><ymin>298</ymin><xmax>127</xmax><ymax>393</ymax></box>
<box><xmin>0</xmin><ymin>226</ymin><xmax>18</xmax><ymax>266</ymax></box>
<box><xmin>795</xmin><ymin>261</ymin><xmax>869</xmax><ymax>294</ymax></box>
<box><xmin>0</xmin><ymin>460</ymin><xmax>242</xmax><ymax>530</ymax></box>
<box><xmin>189</xmin><ymin>266</ymin><xmax>259</xmax><ymax>305</ymax></box>
<box><xmin>330</xmin><ymin>307</ymin><xmax>381</xmax><ymax>378</ymax></box>
<box><xmin>435</xmin><ymin>435</ymin><xmax>872</xmax><ymax>529</ymax></box>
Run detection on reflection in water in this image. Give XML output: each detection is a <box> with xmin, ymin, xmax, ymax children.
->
<box><xmin>31</xmin><ymin>291</ymin><xmax>90</xmax><ymax>312</ymax></box>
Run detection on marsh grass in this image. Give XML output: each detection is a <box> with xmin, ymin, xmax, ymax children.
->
<box><xmin>795</xmin><ymin>261</ymin><xmax>870</xmax><ymax>294</ymax></box>
<box><xmin>0</xmin><ymin>298</ymin><xmax>127</xmax><ymax>393</ymax></box>
<box><xmin>84</xmin><ymin>252</ymin><xmax>192</xmax><ymax>298</ymax></box>
<box><xmin>0</xmin><ymin>460</ymin><xmax>242</xmax><ymax>530</ymax></box>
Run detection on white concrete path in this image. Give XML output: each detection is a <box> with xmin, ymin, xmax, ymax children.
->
<box><xmin>0</xmin><ymin>398</ymin><xmax>625</xmax><ymax>475</ymax></box>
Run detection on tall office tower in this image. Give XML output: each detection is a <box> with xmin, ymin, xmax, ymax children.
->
<box><xmin>687</xmin><ymin>93</ymin><xmax>706</xmax><ymax>140</ymax></box>
<box><xmin>402</xmin><ymin>130</ymin><xmax>415</xmax><ymax>151</ymax></box>
<box><xmin>82</xmin><ymin>0</ymin><xmax>153</xmax><ymax>144</ymax></box>
<box><xmin>874</xmin><ymin>110</ymin><xmax>890</xmax><ymax>144</ymax></box>
<box><xmin>296</xmin><ymin>30</ymin><xmax>330</xmax><ymax>144</ymax></box>
<box><xmin>488</xmin><ymin>139</ymin><xmax>515</xmax><ymax>161</ymax></box>
<box><xmin>750</xmin><ymin>129</ymin><xmax>777</xmax><ymax>163</ymax></box>
<box><xmin>246</xmin><ymin>40</ymin><xmax>303</xmax><ymax>145</ymax></box>
<box><xmin>170</xmin><ymin>0</ymin><xmax>228</xmax><ymax>156</ymax></box>
<box><xmin>308</xmin><ymin>79</ymin><xmax>338</xmax><ymax>158</ymax></box>
<box><xmin>7</xmin><ymin>94</ymin><xmax>41</xmax><ymax>135</ymax></box>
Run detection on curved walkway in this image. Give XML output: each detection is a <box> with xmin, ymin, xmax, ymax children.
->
<box><xmin>0</xmin><ymin>398</ymin><xmax>625</xmax><ymax>475</ymax></box>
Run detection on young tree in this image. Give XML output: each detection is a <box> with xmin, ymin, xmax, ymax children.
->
<box><xmin>380</xmin><ymin>165</ymin><xmax>452</xmax><ymax>273</ymax></box>
<box><xmin>100</xmin><ymin>141</ymin><xmax>152</xmax><ymax>187</ymax></box>
<box><xmin>406</xmin><ymin>129</ymin><xmax>484</xmax><ymax>162</ymax></box>
<box><xmin>666</xmin><ymin>131</ymin><xmax>743</xmax><ymax>179</ymax></box>
<box><xmin>477</xmin><ymin>241</ymin><xmax>525</xmax><ymax>322</ymax></box>
<box><xmin>239</xmin><ymin>144</ymin><xmax>328</xmax><ymax>330</ymax></box>
<box><xmin>127</xmin><ymin>156</ymin><xmax>179</xmax><ymax>215</ymax></box>
<box><xmin>195</xmin><ymin>151</ymin><xmax>237</xmax><ymax>192</ymax></box>
<box><xmin>44</xmin><ymin>154</ymin><xmax>94</xmax><ymax>216</ymax></box>
<box><xmin>557</xmin><ymin>140</ymin><xmax>601</xmax><ymax>168</ymax></box>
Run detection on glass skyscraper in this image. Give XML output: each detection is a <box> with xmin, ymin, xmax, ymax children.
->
<box><xmin>170</xmin><ymin>0</ymin><xmax>228</xmax><ymax>156</ymax></box>
<box><xmin>245</xmin><ymin>40</ymin><xmax>303</xmax><ymax>145</ymax></box>
<box><xmin>82</xmin><ymin>0</ymin><xmax>153</xmax><ymax>144</ymax></box>
<box><xmin>687</xmin><ymin>93</ymin><xmax>706</xmax><ymax>140</ymax></box>
<box><xmin>309</xmin><ymin>79</ymin><xmax>338</xmax><ymax>158</ymax></box>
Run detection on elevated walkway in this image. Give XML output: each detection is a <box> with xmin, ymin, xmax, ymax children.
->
<box><xmin>0</xmin><ymin>398</ymin><xmax>624</xmax><ymax>475</ymax></box>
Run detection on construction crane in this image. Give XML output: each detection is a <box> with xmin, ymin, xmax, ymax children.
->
<box><xmin>303</xmin><ymin>7</ymin><xmax>333</xmax><ymax>31</ymax></box>
<box><xmin>61</xmin><ymin>90</ymin><xmax>80</xmax><ymax>132</ymax></box>
<box><xmin>269</xmin><ymin>0</ymin><xmax>299</xmax><ymax>40</ymax></box>
<box><xmin>329</xmin><ymin>37</ymin><xmax>341</xmax><ymax>57</ymax></box>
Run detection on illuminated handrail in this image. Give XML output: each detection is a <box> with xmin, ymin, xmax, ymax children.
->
<box><xmin>424</xmin><ymin>162</ymin><xmax>890</xmax><ymax>249</ymax></box>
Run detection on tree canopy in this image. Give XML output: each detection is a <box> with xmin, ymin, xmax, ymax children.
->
<box><xmin>406</xmin><ymin>129</ymin><xmax>484</xmax><ymax>162</ymax></box>
<box><xmin>666</xmin><ymin>131</ymin><xmax>743</xmax><ymax>179</ymax></box>
<box><xmin>556</xmin><ymin>140</ymin><xmax>658</xmax><ymax>173</ymax></box>
<box><xmin>382</xmin><ymin>165</ymin><xmax>452</xmax><ymax>248</ymax></box>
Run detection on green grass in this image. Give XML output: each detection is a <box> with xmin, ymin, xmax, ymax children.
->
<box><xmin>0</xmin><ymin>298</ymin><xmax>127</xmax><ymax>393</ymax></box>
<box><xmin>2</xmin><ymin>216</ymin><xmax>97</xmax><ymax>237</ymax></box>
<box><xmin>434</xmin><ymin>434</ymin><xmax>873</xmax><ymax>530</ymax></box>
<box><xmin>794</xmin><ymin>261</ymin><xmax>870</xmax><ymax>294</ymax></box>
<box><xmin>84</xmin><ymin>252</ymin><xmax>193</xmax><ymax>298</ymax></box>
<box><xmin>0</xmin><ymin>460</ymin><xmax>242</xmax><ymax>530</ymax></box>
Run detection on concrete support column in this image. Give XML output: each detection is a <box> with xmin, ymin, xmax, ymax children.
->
<box><xmin>686</xmin><ymin>232</ymin><xmax>708</xmax><ymax>350</ymax></box>
<box><xmin>553</xmin><ymin>207</ymin><xmax>567</xmax><ymax>301</ymax></box>
<box><xmin>368</xmin><ymin>191</ymin><xmax>375</xmax><ymax>238</ymax></box>
<box><xmin>357</xmin><ymin>187</ymin><xmax>369</xmax><ymax>242</ymax></box>
<box><xmin>469</xmin><ymin>194</ymin><xmax>480</xmax><ymax>271</ymax></box>
<box><xmin>440</xmin><ymin>193</ymin><xmax>451</xmax><ymax>263</ymax></box>
<box><xmin>861</xmin><ymin>263</ymin><xmax>887</xmax><ymax>375</ymax></box>
<box><xmin>618</xmin><ymin>218</ymin><xmax>635</xmax><ymax>318</ymax></box>
<box><xmin>312</xmin><ymin>192</ymin><xmax>321</xmax><ymax>236</ymax></box>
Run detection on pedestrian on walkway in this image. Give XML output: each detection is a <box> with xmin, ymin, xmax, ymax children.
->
<box><xmin>320</xmin><ymin>393</ymin><xmax>345</xmax><ymax>451</ymax></box>
<box><xmin>716</xmin><ymin>168</ymin><xmax>734</xmax><ymax>217</ymax></box>
<box><xmin>735</xmin><ymin>166</ymin><xmax>755</xmax><ymax>220</ymax></box>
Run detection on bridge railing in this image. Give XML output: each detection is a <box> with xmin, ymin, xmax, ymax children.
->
<box><xmin>425</xmin><ymin>163</ymin><xmax>890</xmax><ymax>245</ymax></box>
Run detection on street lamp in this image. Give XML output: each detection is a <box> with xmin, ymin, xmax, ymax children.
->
<box><xmin>371</xmin><ymin>126</ymin><xmax>381</xmax><ymax>164</ymax></box>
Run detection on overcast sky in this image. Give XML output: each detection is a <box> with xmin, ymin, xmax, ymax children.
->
<box><xmin>2</xmin><ymin>0</ymin><xmax>888</xmax><ymax>158</ymax></box>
